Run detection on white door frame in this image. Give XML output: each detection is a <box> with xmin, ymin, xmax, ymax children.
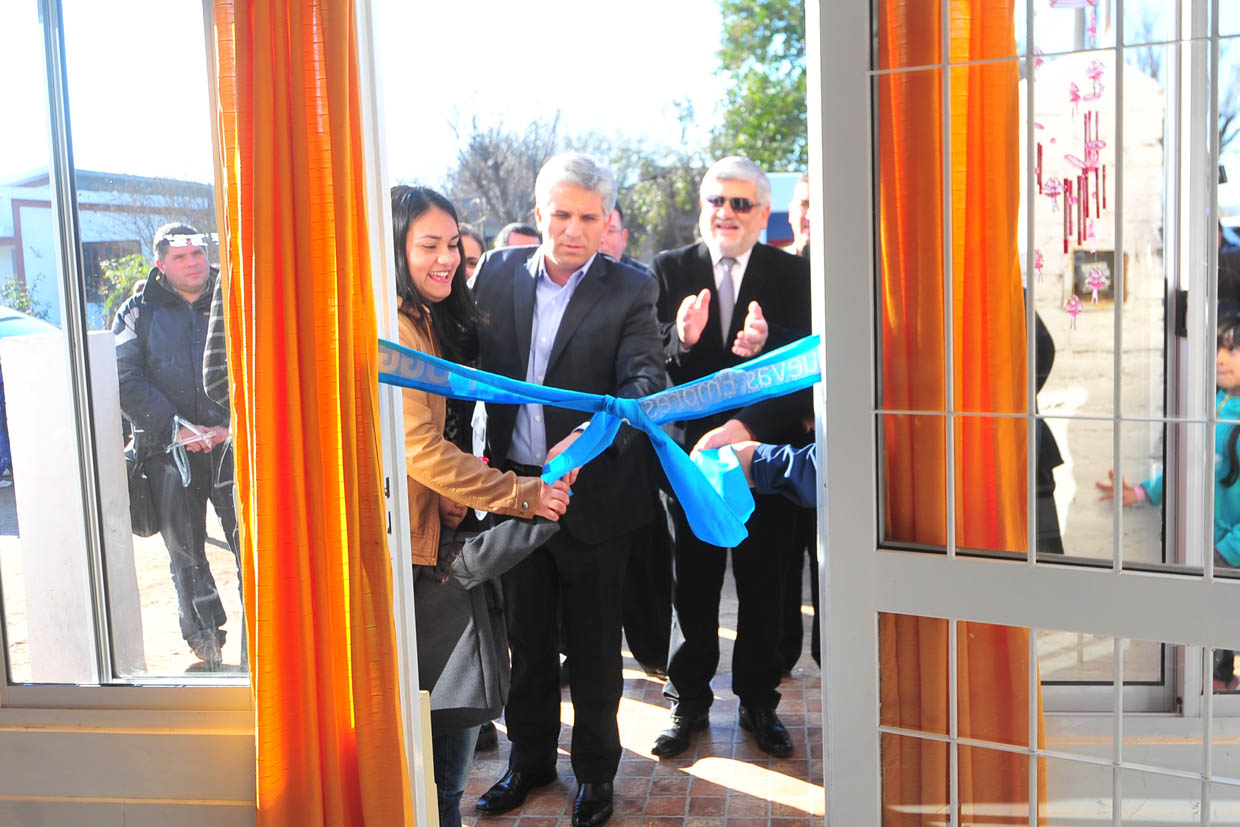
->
<box><xmin>811</xmin><ymin>0</ymin><xmax>1240</xmax><ymax>823</ymax></box>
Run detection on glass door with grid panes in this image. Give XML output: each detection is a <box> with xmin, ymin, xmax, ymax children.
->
<box><xmin>812</xmin><ymin>0</ymin><xmax>1240</xmax><ymax>822</ymax></box>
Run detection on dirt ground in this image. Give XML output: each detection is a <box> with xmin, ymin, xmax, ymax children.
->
<box><xmin>0</xmin><ymin>479</ymin><xmax>244</xmax><ymax>681</ymax></box>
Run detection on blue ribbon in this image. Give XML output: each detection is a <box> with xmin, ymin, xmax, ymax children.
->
<box><xmin>378</xmin><ymin>335</ymin><xmax>821</xmax><ymax>547</ymax></box>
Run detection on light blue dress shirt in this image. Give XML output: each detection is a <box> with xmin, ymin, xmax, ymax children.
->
<box><xmin>507</xmin><ymin>252</ymin><xmax>596</xmax><ymax>466</ymax></box>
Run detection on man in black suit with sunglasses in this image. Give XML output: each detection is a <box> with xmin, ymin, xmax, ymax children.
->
<box><xmin>649</xmin><ymin>156</ymin><xmax>811</xmax><ymax>760</ymax></box>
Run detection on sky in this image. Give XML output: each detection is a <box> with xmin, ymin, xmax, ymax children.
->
<box><xmin>7</xmin><ymin>2</ymin><xmax>1240</xmax><ymax>190</ymax></box>
<box><xmin>0</xmin><ymin>0</ymin><xmax>728</xmax><ymax>189</ymax></box>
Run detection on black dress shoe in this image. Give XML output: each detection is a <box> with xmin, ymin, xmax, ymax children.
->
<box><xmin>572</xmin><ymin>781</ymin><xmax>613</xmax><ymax>827</ymax></box>
<box><xmin>738</xmin><ymin>704</ymin><xmax>794</xmax><ymax>757</ymax></box>
<box><xmin>475</xmin><ymin>765</ymin><xmax>557</xmax><ymax>814</ymax></box>
<box><xmin>650</xmin><ymin>712</ymin><xmax>709</xmax><ymax>758</ymax></box>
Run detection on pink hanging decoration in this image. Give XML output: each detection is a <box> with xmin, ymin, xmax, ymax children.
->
<box><xmin>1088</xmin><ymin>9</ymin><xmax>1097</xmax><ymax>42</ymax></box>
<box><xmin>1065</xmin><ymin>294</ymin><xmax>1084</xmax><ymax>328</ymax></box>
<box><xmin>1082</xmin><ymin>59</ymin><xmax>1105</xmax><ymax>101</ymax></box>
<box><xmin>1037</xmin><ymin>142</ymin><xmax>1043</xmax><ymax>192</ymax></box>
<box><xmin>1102</xmin><ymin>165</ymin><xmax>1107</xmax><ymax>209</ymax></box>
<box><xmin>1068</xmin><ymin>81</ymin><xmax>1082</xmax><ymax>114</ymax></box>
<box><xmin>1065</xmin><ymin>179</ymin><xmax>1074</xmax><ymax>236</ymax></box>
<box><xmin>1077</xmin><ymin>176</ymin><xmax>1084</xmax><ymax>244</ymax></box>
<box><xmin>1085</xmin><ymin>265</ymin><xmax>1109</xmax><ymax>302</ymax></box>
<box><xmin>1045</xmin><ymin>177</ymin><xmax>1061</xmax><ymax>211</ymax></box>
<box><xmin>1085</xmin><ymin>218</ymin><xmax>1097</xmax><ymax>253</ymax></box>
<box><xmin>1034</xmin><ymin>249</ymin><xmax>1045</xmax><ymax>282</ymax></box>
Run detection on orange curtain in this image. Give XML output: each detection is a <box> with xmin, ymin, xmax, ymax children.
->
<box><xmin>214</xmin><ymin>2</ymin><xmax>413</xmax><ymax>824</ymax></box>
<box><xmin>877</xmin><ymin>0</ymin><xmax>1045</xmax><ymax>823</ymax></box>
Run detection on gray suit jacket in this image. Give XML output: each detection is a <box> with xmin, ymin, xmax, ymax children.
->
<box><xmin>415</xmin><ymin>519</ymin><xmax>559</xmax><ymax>730</ymax></box>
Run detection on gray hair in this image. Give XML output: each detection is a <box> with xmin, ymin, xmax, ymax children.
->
<box><xmin>700</xmin><ymin>156</ymin><xmax>771</xmax><ymax>206</ymax></box>
<box><xmin>534</xmin><ymin>152</ymin><xmax>616</xmax><ymax>215</ymax></box>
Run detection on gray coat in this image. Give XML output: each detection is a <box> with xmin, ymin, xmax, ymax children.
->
<box><xmin>414</xmin><ymin>518</ymin><xmax>558</xmax><ymax>730</ymax></box>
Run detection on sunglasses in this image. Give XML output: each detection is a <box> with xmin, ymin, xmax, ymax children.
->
<box><xmin>704</xmin><ymin>195</ymin><xmax>759</xmax><ymax>214</ymax></box>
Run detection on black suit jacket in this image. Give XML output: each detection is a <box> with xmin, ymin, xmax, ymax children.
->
<box><xmin>652</xmin><ymin>242</ymin><xmax>811</xmax><ymax>447</ymax></box>
<box><xmin>473</xmin><ymin>246</ymin><xmax>666</xmax><ymax>544</ymax></box>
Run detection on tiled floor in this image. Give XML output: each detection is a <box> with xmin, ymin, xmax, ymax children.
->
<box><xmin>462</xmin><ymin>562</ymin><xmax>826</xmax><ymax>826</ymax></box>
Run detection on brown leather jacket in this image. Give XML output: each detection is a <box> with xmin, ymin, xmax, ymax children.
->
<box><xmin>399</xmin><ymin>307</ymin><xmax>541</xmax><ymax>565</ymax></box>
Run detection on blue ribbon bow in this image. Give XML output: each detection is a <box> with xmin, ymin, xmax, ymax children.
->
<box><xmin>378</xmin><ymin>335</ymin><xmax>821</xmax><ymax>547</ymax></box>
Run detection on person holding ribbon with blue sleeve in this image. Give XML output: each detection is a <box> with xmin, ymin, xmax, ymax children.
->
<box><xmin>391</xmin><ymin>186</ymin><xmax>573</xmax><ymax>827</ymax></box>
<box><xmin>469</xmin><ymin>153</ymin><xmax>666</xmax><ymax>827</ymax></box>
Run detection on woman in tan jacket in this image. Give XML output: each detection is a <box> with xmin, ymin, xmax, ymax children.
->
<box><xmin>392</xmin><ymin>186</ymin><xmax>570</xmax><ymax>826</ymax></box>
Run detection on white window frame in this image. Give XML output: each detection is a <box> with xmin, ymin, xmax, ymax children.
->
<box><xmin>353</xmin><ymin>1</ymin><xmax>434</xmax><ymax>822</ymax></box>
<box><xmin>812</xmin><ymin>0</ymin><xmax>1240</xmax><ymax>822</ymax></box>
<box><xmin>0</xmin><ymin>0</ymin><xmax>250</xmax><ymax>711</ymax></box>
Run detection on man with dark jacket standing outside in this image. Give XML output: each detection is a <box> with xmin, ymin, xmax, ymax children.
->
<box><xmin>114</xmin><ymin>223</ymin><xmax>240</xmax><ymax>672</ymax></box>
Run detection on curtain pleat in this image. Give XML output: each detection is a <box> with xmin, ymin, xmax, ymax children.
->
<box><xmin>878</xmin><ymin>0</ymin><xmax>1046</xmax><ymax>823</ymax></box>
<box><xmin>214</xmin><ymin>2</ymin><xmax>413</xmax><ymax>823</ymax></box>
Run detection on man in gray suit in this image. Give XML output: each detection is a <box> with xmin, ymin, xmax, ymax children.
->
<box><xmin>471</xmin><ymin>153</ymin><xmax>665</xmax><ymax>827</ymax></box>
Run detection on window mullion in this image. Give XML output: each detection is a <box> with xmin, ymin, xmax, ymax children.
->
<box><xmin>36</xmin><ymin>0</ymin><xmax>113</xmax><ymax>686</ymax></box>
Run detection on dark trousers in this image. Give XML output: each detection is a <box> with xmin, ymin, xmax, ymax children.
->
<box><xmin>663</xmin><ymin>490</ymin><xmax>795</xmax><ymax>717</ymax></box>
<box><xmin>778</xmin><ymin>507</ymin><xmax>820</xmax><ymax>671</ymax></box>
<box><xmin>621</xmin><ymin>506</ymin><xmax>673</xmax><ymax>671</ymax></box>
<box><xmin>146</xmin><ymin>445</ymin><xmax>241</xmax><ymax>649</ymax></box>
<box><xmin>502</xmin><ymin>529</ymin><xmax>630</xmax><ymax>783</ymax></box>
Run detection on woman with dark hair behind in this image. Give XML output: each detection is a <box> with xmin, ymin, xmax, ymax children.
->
<box><xmin>391</xmin><ymin>185</ymin><xmax>572</xmax><ymax>826</ymax></box>
<box><xmin>1099</xmin><ymin>312</ymin><xmax>1240</xmax><ymax>689</ymax></box>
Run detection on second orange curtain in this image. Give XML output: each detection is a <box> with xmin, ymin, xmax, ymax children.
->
<box><xmin>877</xmin><ymin>0</ymin><xmax>1046</xmax><ymax>822</ymax></box>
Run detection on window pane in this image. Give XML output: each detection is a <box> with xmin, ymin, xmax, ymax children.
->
<box><xmin>1211</xmin><ymin>781</ymin><xmax>1240</xmax><ymax>823</ymax></box>
<box><xmin>878</xmin><ymin>415</ymin><xmax>947</xmax><ymax>550</ymax></box>
<box><xmin>1123</xmin><ymin>1</ymin><xmax>1177</xmax><ymax>47</ymax></box>
<box><xmin>957</xmin><ymin>621</ymin><xmax>1032</xmax><ymax>748</ymax></box>
<box><xmin>950</xmin><ymin>60</ymin><xmax>1026</xmax><ymax>418</ymax></box>
<box><xmin>1046</xmin><ymin>755</ymin><xmax>1113</xmax><ymax>824</ymax></box>
<box><xmin>1030</xmin><ymin>51</ymin><xmax>1118</xmax><ymax>418</ymax></box>
<box><xmin>1211</xmin><ymin>643</ymin><xmax>1240</xmax><ymax>782</ymax></box>
<box><xmin>874</xmin><ymin>68</ymin><xmax>945</xmax><ymax>414</ymax></box>
<box><xmin>880</xmin><ymin>732</ymin><xmax>948</xmax><ymax>825</ymax></box>
<box><xmin>1121</xmin><ymin>420</ymin><xmax>1180</xmax><ymax>568</ymax></box>
<box><xmin>0</xmin><ymin>0</ymin><xmax>95</xmax><ymax>686</ymax></box>
<box><xmin>1123</xmin><ymin>640</ymin><xmax>1194</xmax><ymax>773</ymax></box>
<box><xmin>1035</xmin><ymin>1</ymin><xmax>1113</xmax><ymax>53</ymax></box>
<box><xmin>957</xmin><ymin>744</ymin><xmax>1031</xmax><ymax>824</ymax></box>
<box><xmin>59</xmin><ymin>0</ymin><xmax>242</xmax><ymax>679</ymax></box>
<box><xmin>1039</xmin><ymin>416</ymin><xmax>1115</xmax><ymax>561</ymax></box>
<box><xmin>954</xmin><ymin>416</ymin><xmax>1029</xmax><ymax>557</ymax></box>
<box><xmin>879</xmin><ymin>612</ymin><xmax>948</xmax><ymax>735</ymax></box>
<box><xmin>872</xmin><ymin>0</ymin><xmax>941</xmax><ymax>71</ymax></box>
<box><xmin>1120</xmin><ymin>42</ymin><xmax>1170</xmax><ymax>422</ymax></box>
<box><xmin>1120</xmin><ymin>767</ymin><xmax>1202</xmax><ymax>822</ymax></box>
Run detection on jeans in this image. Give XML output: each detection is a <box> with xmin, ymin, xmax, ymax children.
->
<box><xmin>432</xmin><ymin>724</ymin><xmax>479</xmax><ymax>827</ymax></box>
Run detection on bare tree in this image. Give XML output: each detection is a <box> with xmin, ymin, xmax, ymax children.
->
<box><xmin>440</xmin><ymin>110</ymin><xmax>703</xmax><ymax>259</ymax></box>
<box><xmin>1130</xmin><ymin>8</ymin><xmax>1164</xmax><ymax>86</ymax></box>
<box><xmin>443</xmin><ymin>115</ymin><xmax>563</xmax><ymax>234</ymax></box>
<box><xmin>81</xmin><ymin>170</ymin><xmax>217</xmax><ymax>256</ymax></box>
